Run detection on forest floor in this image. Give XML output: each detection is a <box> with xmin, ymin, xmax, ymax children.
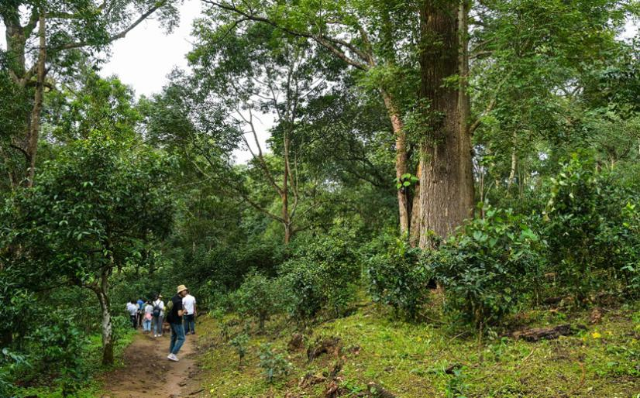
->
<box><xmin>99</xmin><ymin>329</ymin><xmax>206</xmax><ymax>398</ymax></box>
<box><xmin>192</xmin><ymin>300</ymin><xmax>639</xmax><ymax>398</ymax></box>
<box><xmin>94</xmin><ymin>300</ymin><xmax>640</xmax><ymax>398</ymax></box>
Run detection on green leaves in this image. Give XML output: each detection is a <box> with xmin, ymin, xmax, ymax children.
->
<box><xmin>433</xmin><ymin>205</ymin><xmax>543</xmax><ymax>327</ymax></box>
<box><xmin>395</xmin><ymin>173</ymin><xmax>419</xmax><ymax>190</ymax></box>
<box><xmin>1</xmin><ymin>132</ymin><xmax>174</xmax><ymax>287</ymax></box>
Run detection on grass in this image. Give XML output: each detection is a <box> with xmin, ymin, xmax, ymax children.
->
<box><xmin>195</xmin><ymin>300</ymin><xmax>640</xmax><ymax>398</ymax></box>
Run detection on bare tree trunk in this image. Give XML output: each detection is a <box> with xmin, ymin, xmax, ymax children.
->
<box><xmin>507</xmin><ymin>143</ymin><xmax>517</xmax><ymax>189</ymax></box>
<box><xmin>409</xmin><ymin>163</ymin><xmax>422</xmax><ymax>247</ymax></box>
<box><xmin>418</xmin><ymin>0</ymin><xmax>474</xmax><ymax>248</ymax></box>
<box><xmin>458</xmin><ymin>0</ymin><xmax>474</xmax><ymax>211</ymax></box>
<box><xmin>282</xmin><ymin>132</ymin><xmax>291</xmax><ymax>245</ymax></box>
<box><xmin>25</xmin><ymin>13</ymin><xmax>46</xmax><ymax>187</ymax></box>
<box><xmin>94</xmin><ymin>270</ymin><xmax>114</xmax><ymax>365</ymax></box>
<box><xmin>381</xmin><ymin>90</ymin><xmax>410</xmax><ymax>236</ymax></box>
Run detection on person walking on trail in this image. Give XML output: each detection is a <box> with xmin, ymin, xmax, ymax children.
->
<box><xmin>136</xmin><ymin>297</ymin><xmax>145</xmax><ymax>328</ymax></box>
<box><xmin>166</xmin><ymin>285</ymin><xmax>188</xmax><ymax>362</ymax></box>
<box><xmin>126</xmin><ymin>300</ymin><xmax>138</xmax><ymax>329</ymax></box>
<box><xmin>143</xmin><ymin>300</ymin><xmax>153</xmax><ymax>333</ymax></box>
<box><xmin>152</xmin><ymin>294</ymin><xmax>165</xmax><ymax>338</ymax></box>
<box><xmin>182</xmin><ymin>290</ymin><xmax>197</xmax><ymax>335</ymax></box>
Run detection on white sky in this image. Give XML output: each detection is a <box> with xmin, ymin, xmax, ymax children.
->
<box><xmin>100</xmin><ymin>0</ymin><xmax>200</xmax><ymax>98</ymax></box>
<box><xmin>99</xmin><ymin>0</ymin><xmax>268</xmax><ymax>163</ymax></box>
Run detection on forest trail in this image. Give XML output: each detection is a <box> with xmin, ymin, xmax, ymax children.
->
<box><xmin>101</xmin><ymin>331</ymin><xmax>206</xmax><ymax>398</ymax></box>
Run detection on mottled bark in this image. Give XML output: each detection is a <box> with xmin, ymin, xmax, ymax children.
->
<box><xmin>507</xmin><ymin>133</ymin><xmax>517</xmax><ymax>189</ymax></box>
<box><xmin>283</xmin><ymin>132</ymin><xmax>291</xmax><ymax>244</ymax></box>
<box><xmin>25</xmin><ymin>13</ymin><xmax>47</xmax><ymax>187</ymax></box>
<box><xmin>418</xmin><ymin>0</ymin><xmax>474</xmax><ymax>248</ymax></box>
<box><xmin>381</xmin><ymin>90</ymin><xmax>410</xmax><ymax>236</ymax></box>
<box><xmin>409</xmin><ymin>164</ymin><xmax>422</xmax><ymax>247</ymax></box>
<box><xmin>94</xmin><ymin>271</ymin><xmax>114</xmax><ymax>365</ymax></box>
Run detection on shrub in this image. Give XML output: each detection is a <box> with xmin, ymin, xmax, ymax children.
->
<box><xmin>543</xmin><ymin>155</ymin><xmax>601</xmax><ymax>297</ymax></box>
<box><xmin>230</xmin><ymin>333</ymin><xmax>249</xmax><ymax>366</ymax></box>
<box><xmin>0</xmin><ymin>349</ymin><xmax>27</xmax><ymax>398</ymax></box>
<box><xmin>366</xmin><ymin>239</ymin><xmax>434</xmax><ymax>320</ymax></box>
<box><xmin>279</xmin><ymin>234</ymin><xmax>360</xmax><ymax>321</ymax></box>
<box><xmin>258</xmin><ymin>343</ymin><xmax>291</xmax><ymax>383</ymax></box>
<box><xmin>435</xmin><ymin>205</ymin><xmax>542</xmax><ymax>327</ymax></box>
<box><xmin>279</xmin><ymin>258</ymin><xmax>325</xmax><ymax>321</ymax></box>
<box><xmin>595</xmin><ymin>201</ymin><xmax>640</xmax><ymax>295</ymax></box>
<box><xmin>233</xmin><ymin>271</ymin><xmax>284</xmax><ymax>331</ymax></box>
<box><xmin>544</xmin><ymin>155</ymin><xmax>640</xmax><ymax>299</ymax></box>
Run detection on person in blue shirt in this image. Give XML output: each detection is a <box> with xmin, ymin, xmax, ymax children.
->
<box><xmin>137</xmin><ymin>297</ymin><xmax>145</xmax><ymax>328</ymax></box>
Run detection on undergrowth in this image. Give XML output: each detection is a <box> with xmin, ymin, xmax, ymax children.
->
<box><xmin>195</xmin><ymin>301</ymin><xmax>640</xmax><ymax>398</ymax></box>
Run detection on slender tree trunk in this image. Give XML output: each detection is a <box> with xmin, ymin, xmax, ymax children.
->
<box><xmin>458</xmin><ymin>0</ymin><xmax>474</xmax><ymax>209</ymax></box>
<box><xmin>381</xmin><ymin>90</ymin><xmax>410</xmax><ymax>236</ymax></box>
<box><xmin>507</xmin><ymin>144</ymin><xmax>517</xmax><ymax>189</ymax></box>
<box><xmin>282</xmin><ymin>132</ymin><xmax>291</xmax><ymax>244</ymax></box>
<box><xmin>93</xmin><ymin>270</ymin><xmax>114</xmax><ymax>366</ymax></box>
<box><xmin>409</xmin><ymin>163</ymin><xmax>422</xmax><ymax>247</ymax></box>
<box><xmin>418</xmin><ymin>0</ymin><xmax>474</xmax><ymax>248</ymax></box>
<box><xmin>25</xmin><ymin>13</ymin><xmax>47</xmax><ymax>187</ymax></box>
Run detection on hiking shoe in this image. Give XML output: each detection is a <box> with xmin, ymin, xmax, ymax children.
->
<box><xmin>167</xmin><ymin>353</ymin><xmax>179</xmax><ymax>362</ymax></box>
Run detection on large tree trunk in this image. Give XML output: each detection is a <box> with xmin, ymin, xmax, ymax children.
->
<box><xmin>2</xmin><ymin>9</ymin><xmax>47</xmax><ymax>188</ymax></box>
<box><xmin>381</xmin><ymin>90</ymin><xmax>411</xmax><ymax>236</ymax></box>
<box><xmin>94</xmin><ymin>271</ymin><xmax>114</xmax><ymax>366</ymax></box>
<box><xmin>418</xmin><ymin>0</ymin><xmax>474</xmax><ymax>248</ymax></box>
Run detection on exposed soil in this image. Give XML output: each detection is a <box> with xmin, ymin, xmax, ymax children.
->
<box><xmin>100</xmin><ymin>331</ymin><xmax>205</xmax><ymax>398</ymax></box>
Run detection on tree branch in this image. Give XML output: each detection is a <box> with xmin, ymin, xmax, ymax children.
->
<box><xmin>202</xmin><ymin>0</ymin><xmax>369</xmax><ymax>70</ymax></box>
<box><xmin>50</xmin><ymin>1</ymin><xmax>168</xmax><ymax>52</ymax></box>
<box><xmin>469</xmin><ymin>70</ymin><xmax>512</xmax><ymax>135</ymax></box>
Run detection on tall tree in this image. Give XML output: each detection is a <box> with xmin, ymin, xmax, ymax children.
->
<box><xmin>201</xmin><ymin>0</ymin><xmax>422</xmax><ymax>237</ymax></box>
<box><xmin>0</xmin><ymin>134</ymin><xmax>174</xmax><ymax>365</ymax></box>
<box><xmin>200</xmin><ymin>0</ymin><xmax>479</xmax><ymax>246</ymax></box>
<box><xmin>0</xmin><ymin>0</ymin><xmax>179</xmax><ymax>187</ymax></box>
<box><xmin>188</xmin><ymin>20</ymin><xmax>332</xmax><ymax>243</ymax></box>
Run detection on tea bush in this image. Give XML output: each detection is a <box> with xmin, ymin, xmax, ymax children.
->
<box><xmin>366</xmin><ymin>239</ymin><xmax>434</xmax><ymax>320</ymax></box>
<box><xmin>233</xmin><ymin>271</ymin><xmax>284</xmax><ymax>330</ymax></box>
<box><xmin>435</xmin><ymin>205</ymin><xmax>543</xmax><ymax>327</ymax></box>
<box><xmin>544</xmin><ymin>155</ymin><xmax>640</xmax><ymax>299</ymax></box>
<box><xmin>279</xmin><ymin>234</ymin><xmax>360</xmax><ymax>320</ymax></box>
<box><xmin>258</xmin><ymin>343</ymin><xmax>291</xmax><ymax>383</ymax></box>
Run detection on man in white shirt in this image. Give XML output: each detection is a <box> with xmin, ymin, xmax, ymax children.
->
<box><xmin>182</xmin><ymin>291</ymin><xmax>197</xmax><ymax>335</ymax></box>
<box><xmin>126</xmin><ymin>300</ymin><xmax>138</xmax><ymax>329</ymax></box>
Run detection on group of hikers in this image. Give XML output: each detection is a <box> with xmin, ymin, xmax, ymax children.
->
<box><xmin>125</xmin><ymin>284</ymin><xmax>197</xmax><ymax>361</ymax></box>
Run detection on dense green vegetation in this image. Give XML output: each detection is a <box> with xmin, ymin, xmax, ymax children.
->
<box><xmin>1</xmin><ymin>0</ymin><xmax>639</xmax><ymax>396</ymax></box>
<box><xmin>198</xmin><ymin>302</ymin><xmax>640</xmax><ymax>397</ymax></box>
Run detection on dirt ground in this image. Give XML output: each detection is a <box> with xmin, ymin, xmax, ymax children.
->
<box><xmin>100</xmin><ymin>330</ymin><xmax>206</xmax><ymax>398</ymax></box>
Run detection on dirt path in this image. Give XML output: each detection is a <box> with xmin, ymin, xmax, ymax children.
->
<box><xmin>101</xmin><ymin>331</ymin><xmax>205</xmax><ymax>398</ymax></box>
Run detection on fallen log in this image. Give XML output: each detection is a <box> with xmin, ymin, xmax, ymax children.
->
<box><xmin>512</xmin><ymin>324</ymin><xmax>586</xmax><ymax>342</ymax></box>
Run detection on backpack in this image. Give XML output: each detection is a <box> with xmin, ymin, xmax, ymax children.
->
<box><xmin>152</xmin><ymin>301</ymin><xmax>162</xmax><ymax>317</ymax></box>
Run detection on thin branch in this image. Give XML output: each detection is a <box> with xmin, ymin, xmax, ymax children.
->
<box><xmin>469</xmin><ymin>70</ymin><xmax>512</xmax><ymax>134</ymax></box>
<box><xmin>24</xmin><ymin>8</ymin><xmax>40</xmax><ymax>37</ymax></box>
<box><xmin>201</xmin><ymin>0</ymin><xmax>369</xmax><ymax>70</ymax></box>
<box><xmin>237</xmin><ymin>108</ymin><xmax>283</xmax><ymax>195</ymax></box>
<box><xmin>51</xmin><ymin>1</ymin><xmax>167</xmax><ymax>51</ymax></box>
